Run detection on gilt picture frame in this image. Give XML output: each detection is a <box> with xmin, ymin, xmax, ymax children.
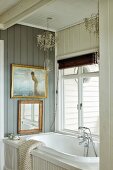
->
<box><xmin>17</xmin><ymin>100</ymin><xmax>43</xmax><ymax>134</ymax></box>
<box><xmin>11</xmin><ymin>64</ymin><xmax>48</xmax><ymax>98</ymax></box>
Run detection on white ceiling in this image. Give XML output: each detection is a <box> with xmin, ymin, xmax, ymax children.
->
<box><xmin>20</xmin><ymin>0</ymin><xmax>98</xmax><ymax>31</ymax></box>
<box><xmin>0</xmin><ymin>0</ymin><xmax>21</xmax><ymax>15</ymax></box>
<box><xmin>0</xmin><ymin>0</ymin><xmax>98</xmax><ymax>31</ymax></box>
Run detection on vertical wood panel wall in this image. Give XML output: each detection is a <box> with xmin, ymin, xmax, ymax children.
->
<box><xmin>57</xmin><ymin>22</ymin><xmax>99</xmax><ymax>59</ymax></box>
<box><xmin>0</xmin><ymin>24</ymin><xmax>55</xmax><ymax>136</ymax></box>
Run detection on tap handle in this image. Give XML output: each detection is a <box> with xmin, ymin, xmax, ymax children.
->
<box><xmin>78</xmin><ymin>126</ymin><xmax>89</xmax><ymax>130</ymax></box>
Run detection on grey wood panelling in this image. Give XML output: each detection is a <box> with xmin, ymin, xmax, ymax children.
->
<box><xmin>0</xmin><ymin>24</ymin><xmax>55</xmax><ymax>136</ymax></box>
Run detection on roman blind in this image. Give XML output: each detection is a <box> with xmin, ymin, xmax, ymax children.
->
<box><xmin>57</xmin><ymin>53</ymin><xmax>98</xmax><ymax>69</ymax></box>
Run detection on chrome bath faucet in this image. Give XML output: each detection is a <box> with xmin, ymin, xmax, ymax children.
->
<box><xmin>78</xmin><ymin>126</ymin><xmax>98</xmax><ymax>157</ymax></box>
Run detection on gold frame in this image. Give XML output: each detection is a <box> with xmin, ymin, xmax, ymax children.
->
<box><xmin>17</xmin><ymin>100</ymin><xmax>43</xmax><ymax>134</ymax></box>
<box><xmin>11</xmin><ymin>64</ymin><xmax>48</xmax><ymax>98</ymax></box>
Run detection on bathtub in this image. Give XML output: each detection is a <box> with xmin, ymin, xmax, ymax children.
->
<box><xmin>28</xmin><ymin>132</ymin><xmax>99</xmax><ymax>170</ymax></box>
<box><xmin>3</xmin><ymin>132</ymin><xmax>99</xmax><ymax>170</ymax></box>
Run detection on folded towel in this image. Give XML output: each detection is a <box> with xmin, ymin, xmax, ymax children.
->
<box><xmin>18</xmin><ymin>139</ymin><xmax>44</xmax><ymax>170</ymax></box>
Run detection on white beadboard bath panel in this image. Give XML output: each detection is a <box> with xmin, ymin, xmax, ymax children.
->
<box><xmin>57</xmin><ymin>22</ymin><xmax>99</xmax><ymax>59</ymax></box>
<box><xmin>33</xmin><ymin>157</ymin><xmax>67</xmax><ymax>170</ymax></box>
<box><xmin>4</xmin><ymin>144</ymin><xmax>18</xmax><ymax>170</ymax></box>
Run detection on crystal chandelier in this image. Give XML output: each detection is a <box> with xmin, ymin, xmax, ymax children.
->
<box><xmin>37</xmin><ymin>18</ymin><xmax>55</xmax><ymax>51</ymax></box>
<box><xmin>84</xmin><ymin>13</ymin><xmax>99</xmax><ymax>35</ymax></box>
<box><xmin>37</xmin><ymin>18</ymin><xmax>55</xmax><ymax>71</ymax></box>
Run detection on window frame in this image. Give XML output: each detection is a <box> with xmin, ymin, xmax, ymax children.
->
<box><xmin>57</xmin><ymin>65</ymin><xmax>99</xmax><ymax>136</ymax></box>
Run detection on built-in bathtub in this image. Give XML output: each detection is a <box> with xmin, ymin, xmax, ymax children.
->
<box><xmin>29</xmin><ymin>132</ymin><xmax>99</xmax><ymax>170</ymax></box>
<box><xmin>3</xmin><ymin>132</ymin><xmax>99</xmax><ymax>170</ymax></box>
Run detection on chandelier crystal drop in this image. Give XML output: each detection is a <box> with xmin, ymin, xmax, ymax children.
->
<box><xmin>44</xmin><ymin>56</ymin><xmax>54</xmax><ymax>72</ymax></box>
<box><xmin>84</xmin><ymin>13</ymin><xmax>99</xmax><ymax>35</ymax></box>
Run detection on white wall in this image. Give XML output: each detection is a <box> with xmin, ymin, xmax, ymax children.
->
<box><xmin>0</xmin><ymin>40</ymin><xmax>4</xmax><ymax>170</ymax></box>
<box><xmin>99</xmin><ymin>0</ymin><xmax>113</xmax><ymax>170</ymax></box>
<box><xmin>57</xmin><ymin>22</ymin><xmax>99</xmax><ymax>59</ymax></box>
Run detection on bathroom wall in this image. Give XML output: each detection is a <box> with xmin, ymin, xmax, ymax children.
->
<box><xmin>0</xmin><ymin>24</ymin><xmax>55</xmax><ymax>136</ymax></box>
<box><xmin>57</xmin><ymin>22</ymin><xmax>99</xmax><ymax>59</ymax></box>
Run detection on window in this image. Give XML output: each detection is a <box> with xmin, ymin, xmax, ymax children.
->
<box><xmin>58</xmin><ymin>64</ymin><xmax>99</xmax><ymax>135</ymax></box>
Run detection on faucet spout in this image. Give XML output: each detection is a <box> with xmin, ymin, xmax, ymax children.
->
<box><xmin>78</xmin><ymin>126</ymin><xmax>98</xmax><ymax>157</ymax></box>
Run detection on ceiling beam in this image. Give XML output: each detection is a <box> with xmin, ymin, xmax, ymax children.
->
<box><xmin>0</xmin><ymin>0</ymin><xmax>54</xmax><ymax>30</ymax></box>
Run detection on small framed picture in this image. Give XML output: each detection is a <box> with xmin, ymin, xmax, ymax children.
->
<box><xmin>11</xmin><ymin>64</ymin><xmax>48</xmax><ymax>98</ymax></box>
<box><xmin>18</xmin><ymin>100</ymin><xmax>43</xmax><ymax>134</ymax></box>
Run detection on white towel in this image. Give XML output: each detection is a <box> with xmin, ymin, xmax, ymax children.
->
<box><xmin>18</xmin><ymin>139</ymin><xmax>44</xmax><ymax>170</ymax></box>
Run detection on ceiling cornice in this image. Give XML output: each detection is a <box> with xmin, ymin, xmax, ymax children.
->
<box><xmin>0</xmin><ymin>0</ymin><xmax>54</xmax><ymax>30</ymax></box>
<box><xmin>18</xmin><ymin>21</ymin><xmax>56</xmax><ymax>32</ymax></box>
